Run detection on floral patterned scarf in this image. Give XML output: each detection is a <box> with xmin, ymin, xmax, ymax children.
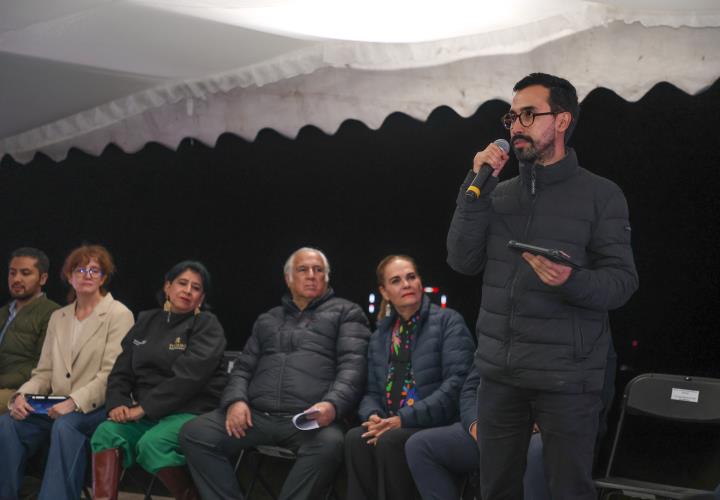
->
<box><xmin>385</xmin><ymin>312</ymin><xmax>419</xmax><ymax>414</ymax></box>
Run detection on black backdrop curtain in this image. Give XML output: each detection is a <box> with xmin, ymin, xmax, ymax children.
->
<box><xmin>1</xmin><ymin>79</ymin><xmax>719</xmax><ymax>380</ymax></box>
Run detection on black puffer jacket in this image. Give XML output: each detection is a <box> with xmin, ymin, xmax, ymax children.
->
<box><xmin>358</xmin><ymin>295</ymin><xmax>475</xmax><ymax>428</ymax></box>
<box><xmin>447</xmin><ymin>149</ymin><xmax>638</xmax><ymax>393</ymax></box>
<box><xmin>221</xmin><ymin>288</ymin><xmax>371</xmax><ymax>418</ymax></box>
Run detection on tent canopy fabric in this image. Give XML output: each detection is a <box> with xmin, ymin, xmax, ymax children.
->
<box><xmin>1</xmin><ymin>0</ymin><xmax>719</xmax><ymax>163</ymax></box>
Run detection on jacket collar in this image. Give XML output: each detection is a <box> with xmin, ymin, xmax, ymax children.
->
<box><xmin>14</xmin><ymin>293</ymin><xmax>49</xmax><ymax>316</ymax></box>
<box><xmin>164</xmin><ymin>309</ymin><xmax>197</xmax><ymax>327</ymax></box>
<box><xmin>1</xmin><ymin>293</ymin><xmax>48</xmax><ymax>318</ymax></box>
<box><xmin>378</xmin><ymin>294</ymin><xmax>431</xmax><ymax>333</ymax></box>
<box><xmin>58</xmin><ymin>292</ymin><xmax>116</xmax><ymax>370</ymax></box>
<box><xmin>282</xmin><ymin>287</ymin><xmax>335</xmax><ymax>313</ymax></box>
<box><xmin>519</xmin><ymin>147</ymin><xmax>579</xmax><ymax>191</ymax></box>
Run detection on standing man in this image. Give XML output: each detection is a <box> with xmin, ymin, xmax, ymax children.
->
<box><xmin>180</xmin><ymin>247</ymin><xmax>371</xmax><ymax>500</ymax></box>
<box><xmin>0</xmin><ymin>248</ymin><xmax>60</xmax><ymax>412</ymax></box>
<box><xmin>447</xmin><ymin>73</ymin><xmax>638</xmax><ymax>499</ymax></box>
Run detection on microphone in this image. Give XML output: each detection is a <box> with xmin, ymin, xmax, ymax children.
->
<box><xmin>465</xmin><ymin>138</ymin><xmax>510</xmax><ymax>200</ymax></box>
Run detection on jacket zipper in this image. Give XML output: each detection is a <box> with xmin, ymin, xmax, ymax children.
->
<box><xmin>506</xmin><ymin>164</ymin><xmax>538</xmax><ymax>372</ymax></box>
<box><xmin>276</xmin><ymin>312</ymin><xmax>296</xmax><ymax>412</ymax></box>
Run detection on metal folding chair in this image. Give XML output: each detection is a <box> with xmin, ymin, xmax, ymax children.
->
<box><xmin>595</xmin><ymin>373</ymin><xmax>720</xmax><ymax>499</ymax></box>
<box><xmin>236</xmin><ymin>445</ymin><xmax>338</xmax><ymax>500</ymax></box>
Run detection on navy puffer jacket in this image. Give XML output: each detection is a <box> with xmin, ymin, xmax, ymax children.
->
<box><xmin>221</xmin><ymin>288</ymin><xmax>371</xmax><ymax>418</ymax></box>
<box><xmin>358</xmin><ymin>295</ymin><xmax>475</xmax><ymax>428</ymax></box>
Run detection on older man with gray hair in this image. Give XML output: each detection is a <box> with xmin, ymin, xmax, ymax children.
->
<box><xmin>181</xmin><ymin>247</ymin><xmax>371</xmax><ymax>500</ymax></box>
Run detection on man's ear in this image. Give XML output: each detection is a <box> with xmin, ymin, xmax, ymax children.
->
<box><xmin>556</xmin><ymin>111</ymin><xmax>571</xmax><ymax>133</ymax></box>
<box><xmin>39</xmin><ymin>272</ymin><xmax>48</xmax><ymax>287</ymax></box>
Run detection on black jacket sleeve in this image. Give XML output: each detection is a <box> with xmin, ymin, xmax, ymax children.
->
<box><xmin>220</xmin><ymin>319</ymin><xmax>262</xmax><ymax>411</ymax></box>
<box><xmin>447</xmin><ymin>170</ymin><xmax>499</xmax><ymax>276</ymax></box>
<box><xmin>459</xmin><ymin>368</ymin><xmax>481</xmax><ymax>432</ymax></box>
<box><xmin>320</xmin><ymin>303</ymin><xmax>371</xmax><ymax>418</ymax></box>
<box><xmin>560</xmin><ymin>187</ymin><xmax>639</xmax><ymax>311</ymax></box>
<box><xmin>104</xmin><ymin>318</ymin><xmax>142</xmax><ymax>411</ymax></box>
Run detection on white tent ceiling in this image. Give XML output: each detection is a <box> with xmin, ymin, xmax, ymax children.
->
<box><xmin>1</xmin><ymin>0</ymin><xmax>719</xmax><ymax>163</ymax></box>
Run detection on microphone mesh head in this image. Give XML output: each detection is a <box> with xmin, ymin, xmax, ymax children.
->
<box><xmin>494</xmin><ymin>138</ymin><xmax>510</xmax><ymax>154</ymax></box>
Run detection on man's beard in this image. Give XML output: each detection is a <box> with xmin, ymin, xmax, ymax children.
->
<box><xmin>10</xmin><ymin>287</ymin><xmax>34</xmax><ymax>301</ymax></box>
<box><xmin>512</xmin><ymin>134</ymin><xmax>554</xmax><ymax>164</ymax></box>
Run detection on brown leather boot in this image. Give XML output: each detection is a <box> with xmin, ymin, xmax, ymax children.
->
<box><xmin>92</xmin><ymin>448</ymin><xmax>122</xmax><ymax>500</ymax></box>
<box><xmin>155</xmin><ymin>466</ymin><xmax>199</xmax><ymax>500</ymax></box>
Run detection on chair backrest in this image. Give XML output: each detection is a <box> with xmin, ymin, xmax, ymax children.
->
<box><xmin>604</xmin><ymin>373</ymin><xmax>720</xmax><ymax>487</ymax></box>
<box><xmin>624</xmin><ymin>373</ymin><xmax>720</xmax><ymax>423</ymax></box>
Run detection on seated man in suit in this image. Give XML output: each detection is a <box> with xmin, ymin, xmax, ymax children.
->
<box><xmin>180</xmin><ymin>247</ymin><xmax>371</xmax><ymax>500</ymax></box>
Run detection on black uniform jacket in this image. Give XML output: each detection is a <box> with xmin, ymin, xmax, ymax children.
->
<box><xmin>105</xmin><ymin>309</ymin><xmax>227</xmax><ymax>420</ymax></box>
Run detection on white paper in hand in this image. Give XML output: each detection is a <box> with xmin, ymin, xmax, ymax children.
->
<box><xmin>292</xmin><ymin>408</ymin><xmax>321</xmax><ymax>430</ymax></box>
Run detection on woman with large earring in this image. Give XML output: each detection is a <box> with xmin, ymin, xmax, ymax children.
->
<box><xmin>0</xmin><ymin>244</ymin><xmax>134</xmax><ymax>500</ymax></box>
<box><xmin>344</xmin><ymin>255</ymin><xmax>475</xmax><ymax>500</ymax></box>
<box><xmin>90</xmin><ymin>260</ymin><xmax>227</xmax><ymax>500</ymax></box>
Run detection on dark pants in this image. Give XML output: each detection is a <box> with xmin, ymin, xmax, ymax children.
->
<box><xmin>344</xmin><ymin>425</ymin><xmax>421</xmax><ymax>500</ymax></box>
<box><xmin>179</xmin><ymin>408</ymin><xmax>344</xmax><ymax>500</ymax></box>
<box><xmin>405</xmin><ymin>422</ymin><xmax>550</xmax><ymax>500</ymax></box>
<box><xmin>477</xmin><ymin>378</ymin><xmax>602</xmax><ymax>500</ymax></box>
<box><xmin>0</xmin><ymin>409</ymin><xmax>106</xmax><ymax>500</ymax></box>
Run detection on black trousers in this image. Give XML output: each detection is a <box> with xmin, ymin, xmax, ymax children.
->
<box><xmin>344</xmin><ymin>425</ymin><xmax>422</xmax><ymax>500</ymax></box>
<box><xmin>179</xmin><ymin>409</ymin><xmax>344</xmax><ymax>500</ymax></box>
<box><xmin>477</xmin><ymin>378</ymin><xmax>602</xmax><ymax>500</ymax></box>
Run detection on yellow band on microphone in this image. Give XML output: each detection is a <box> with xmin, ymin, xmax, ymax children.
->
<box><xmin>466</xmin><ymin>185</ymin><xmax>481</xmax><ymax>198</ymax></box>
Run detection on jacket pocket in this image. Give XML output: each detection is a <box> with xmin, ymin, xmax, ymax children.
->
<box><xmin>573</xmin><ymin>314</ymin><xmax>604</xmax><ymax>360</ymax></box>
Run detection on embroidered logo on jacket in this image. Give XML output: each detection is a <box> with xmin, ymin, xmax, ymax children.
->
<box><xmin>132</xmin><ymin>339</ymin><xmax>147</xmax><ymax>346</ymax></box>
<box><xmin>169</xmin><ymin>337</ymin><xmax>187</xmax><ymax>351</ymax></box>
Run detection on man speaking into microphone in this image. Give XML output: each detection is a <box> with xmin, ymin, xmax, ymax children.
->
<box><xmin>447</xmin><ymin>73</ymin><xmax>638</xmax><ymax>500</ymax></box>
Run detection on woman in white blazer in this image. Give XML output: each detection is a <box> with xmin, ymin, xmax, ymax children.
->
<box><xmin>0</xmin><ymin>244</ymin><xmax>134</xmax><ymax>500</ymax></box>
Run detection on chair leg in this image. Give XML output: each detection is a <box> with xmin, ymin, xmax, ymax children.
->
<box><xmin>155</xmin><ymin>466</ymin><xmax>199</xmax><ymax>500</ymax></box>
<box><xmin>143</xmin><ymin>473</ymin><xmax>156</xmax><ymax>500</ymax></box>
<box><xmin>246</xmin><ymin>453</ymin><xmax>279</xmax><ymax>500</ymax></box>
<box><xmin>92</xmin><ymin>448</ymin><xmax>122</xmax><ymax>500</ymax></box>
<box><xmin>245</xmin><ymin>453</ymin><xmax>261</xmax><ymax>499</ymax></box>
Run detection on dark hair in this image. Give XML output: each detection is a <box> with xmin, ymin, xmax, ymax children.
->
<box><xmin>61</xmin><ymin>244</ymin><xmax>115</xmax><ymax>302</ymax></box>
<box><xmin>513</xmin><ymin>72</ymin><xmax>580</xmax><ymax>142</ymax></box>
<box><xmin>160</xmin><ymin>260</ymin><xmax>212</xmax><ymax>308</ymax></box>
<box><xmin>10</xmin><ymin>247</ymin><xmax>50</xmax><ymax>274</ymax></box>
<box><xmin>375</xmin><ymin>254</ymin><xmax>419</xmax><ymax>321</ymax></box>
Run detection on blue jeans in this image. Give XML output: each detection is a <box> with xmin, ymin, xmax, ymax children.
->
<box><xmin>405</xmin><ymin>422</ymin><xmax>550</xmax><ymax>500</ymax></box>
<box><xmin>0</xmin><ymin>409</ymin><xmax>106</xmax><ymax>500</ymax></box>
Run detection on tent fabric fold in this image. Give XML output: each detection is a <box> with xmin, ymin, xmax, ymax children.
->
<box><xmin>1</xmin><ymin>0</ymin><xmax>719</xmax><ymax>163</ymax></box>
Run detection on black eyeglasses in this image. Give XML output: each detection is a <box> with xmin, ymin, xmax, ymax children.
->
<box><xmin>501</xmin><ymin>110</ymin><xmax>558</xmax><ymax>130</ymax></box>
